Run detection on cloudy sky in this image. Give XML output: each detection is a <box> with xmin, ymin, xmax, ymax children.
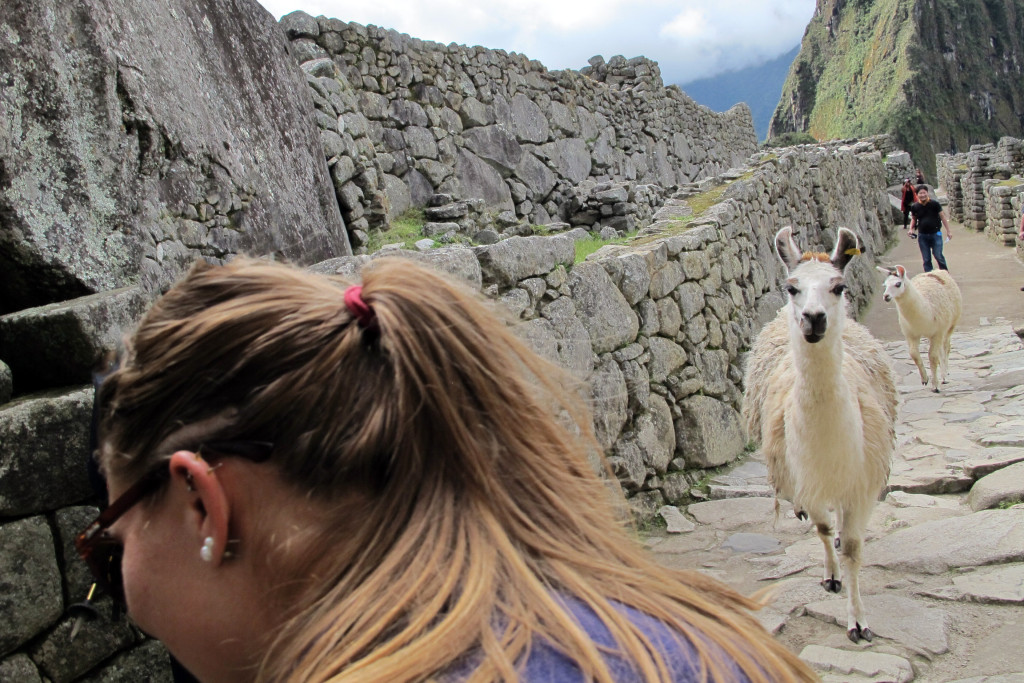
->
<box><xmin>256</xmin><ymin>0</ymin><xmax>817</xmax><ymax>86</ymax></box>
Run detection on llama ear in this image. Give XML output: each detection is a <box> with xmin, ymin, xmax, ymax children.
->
<box><xmin>895</xmin><ymin>265</ymin><xmax>906</xmax><ymax>279</ymax></box>
<box><xmin>875</xmin><ymin>266</ymin><xmax>893</xmax><ymax>275</ymax></box>
<box><xmin>830</xmin><ymin>228</ymin><xmax>862</xmax><ymax>272</ymax></box>
<box><xmin>774</xmin><ymin>227</ymin><xmax>802</xmax><ymax>271</ymax></box>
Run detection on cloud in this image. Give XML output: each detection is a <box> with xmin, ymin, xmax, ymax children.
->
<box><xmin>257</xmin><ymin>0</ymin><xmax>815</xmax><ymax>84</ymax></box>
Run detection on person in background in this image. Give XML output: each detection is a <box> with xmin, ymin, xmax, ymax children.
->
<box><xmin>79</xmin><ymin>257</ymin><xmax>817</xmax><ymax>683</ymax></box>
<box><xmin>900</xmin><ymin>178</ymin><xmax>916</xmax><ymax>231</ymax></box>
<box><xmin>915</xmin><ymin>168</ymin><xmax>926</xmax><ymax>185</ymax></box>
<box><xmin>909</xmin><ymin>185</ymin><xmax>952</xmax><ymax>272</ymax></box>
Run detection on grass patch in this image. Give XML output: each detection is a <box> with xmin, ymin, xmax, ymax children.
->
<box><xmin>630</xmin><ymin>177</ymin><xmax>744</xmax><ymax>248</ymax></box>
<box><xmin>635</xmin><ymin>514</ymin><xmax>668</xmax><ymax>534</ymax></box>
<box><xmin>996</xmin><ymin>498</ymin><xmax>1022</xmax><ymax>510</ymax></box>
<box><xmin>763</xmin><ymin>132</ymin><xmax>817</xmax><ymax>148</ymax></box>
<box><xmin>365</xmin><ymin>209</ymin><xmax>426</xmax><ymax>252</ymax></box>
<box><xmin>574</xmin><ymin>231</ymin><xmax>638</xmax><ymax>262</ymax></box>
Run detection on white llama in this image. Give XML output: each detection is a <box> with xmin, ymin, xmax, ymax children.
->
<box><xmin>877</xmin><ymin>265</ymin><xmax>962</xmax><ymax>393</ymax></box>
<box><xmin>744</xmin><ymin>227</ymin><xmax>897</xmax><ymax>643</ymax></box>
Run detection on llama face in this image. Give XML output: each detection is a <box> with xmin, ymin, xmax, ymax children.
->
<box><xmin>774</xmin><ymin>226</ymin><xmax>860</xmax><ymax>345</ymax></box>
<box><xmin>877</xmin><ymin>265</ymin><xmax>908</xmax><ymax>302</ymax></box>
<box><xmin>783</xmin><ymin>263</ymin><xmax>848</xmax><ymax>343</ymax></box>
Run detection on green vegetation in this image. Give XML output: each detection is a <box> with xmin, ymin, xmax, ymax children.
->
<box><xmin>574</xmin><ymin>231</ymin><xmax>637</xmax><ymax>262</ymax></box>
<box><xmin>635</xmin><ymin>514</ymin><xmax>668</xmax><ymax>534</ymax></box>
<box><xmin>763</xmin><ymin>132</ymin><xmax>817</xmax><ymax>148</ymax></box>
<box><xmin>996</xmin><ymin>498</ymin><xmax>1022</xmax><ymax>510</ymax></box>
<box><xmin>365</xmin><ymin>209</ymin><xmax>427</xmax><ymax>252</ymax></box>
<box><xmin>630</xmin><ymin>177</ymin><xmax>744</xmax><ymax>247</ymax></box>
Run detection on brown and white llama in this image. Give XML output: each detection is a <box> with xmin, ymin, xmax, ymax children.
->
<box><xmin>744</xmin><ymin>227</ymin><xmax>897</xmax><ymax>643</ymax></box>
<box><xmin>877</xmin><ymin>265</ymin><xmax>962</xmax><ymax>393</ymax></box>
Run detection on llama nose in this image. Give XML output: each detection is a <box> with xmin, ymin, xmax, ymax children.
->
<box><xmin>803</xmin><ymin>311</ymin><xmax>827</xmax><ymax>334</ymax></box>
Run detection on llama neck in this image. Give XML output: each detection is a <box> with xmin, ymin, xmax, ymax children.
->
<box><xmin>787</xmin><ymin>320</ymin><xmax>863</xmax><ymax>461</ymax></box>
<box><xmin>789</xmin><ymin>322</ymin><xmax>848</xmax><ymax>396</ymax></box>
<box><xmin>895</xmin><ymin>280</ymin><xmax>929</xmax><ymax>318</ymax></box>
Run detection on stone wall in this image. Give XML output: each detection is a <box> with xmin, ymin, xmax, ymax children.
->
<box><xmin>316</xmin><ymin>141</ymin><xmax>893</xmax><ymax>520</ymax></box>
<box><xmin>0</xmin><ymin>137</ymin><xmax>894</xmax><ymax>680</ymax></box>
<box><xmin>278</xmin><ymin>12</ymin><xmax>759</xmax><ymax>251</ymax></box>
<box><xmin>937</xmin><ymin>137</ymin><xmax>1024</xmax><ymax>244</ymax></box>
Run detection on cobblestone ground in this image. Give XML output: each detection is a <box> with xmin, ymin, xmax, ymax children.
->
<box><xmin>646</xmin><ymin>322</ymin><xmax>1024</xmax><ymax>682</ymax></box>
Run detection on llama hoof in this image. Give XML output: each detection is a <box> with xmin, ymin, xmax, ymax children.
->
<box><xmin>796</xmin><ymin>510</ymin><xmax>808</xmax><ymax>521</ymax></box>
<box><xmin>847</xmin><ymin>624</ymin><xmax>873</xmax><ymax>643</ymax></box>
<box><xmin>932</xmin><ymin>388</ymin><xmax>940</xmax><ymax>393</ymax></box>
<box><xmin>821</xmin><ymin>578</ymin><xmax>842</xmax><ymax>593</ymax></box>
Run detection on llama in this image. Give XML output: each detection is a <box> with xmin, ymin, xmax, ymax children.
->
<box><xmin>877</xmin><ymin>265</ymin><xmax>962</xmax><ymax>392</ymax></box>
<box><xmin>744</xmin><ymin>227</ymin><xmax>897</xmax><ymax>643</ymax></box>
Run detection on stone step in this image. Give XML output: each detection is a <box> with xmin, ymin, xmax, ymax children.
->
<box><xmin>0</xmin><ymin>385</ymin><xmax>95</xmax><ymax>516</ymax></box>
<box><xmin>0</xmin><ymin>287</ymin><xmax>147</xmax><ymax>397</ymax></box>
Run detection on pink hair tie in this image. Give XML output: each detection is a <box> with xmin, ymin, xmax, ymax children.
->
<box><xmin>344</xmin><ymin>285</ymin><xmax>376</xmax><ymax>330</ymax></box>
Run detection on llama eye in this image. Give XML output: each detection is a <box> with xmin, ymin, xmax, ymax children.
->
<box><xmin>831</xmin><ymin>284</ymin><xmax>847</xmax><ymax>296</ymax></box>
<box><xmin>894</xmin><ymin>282</ymin><xmax>902</xmax><ymax>287</ymax></box>
<box><xmin>785</xmin><ymin>285</ymin><xmax>799</xmax><ymax>297</ymax></box>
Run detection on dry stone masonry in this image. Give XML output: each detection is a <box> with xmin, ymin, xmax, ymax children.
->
<box><xmin>314</xmin><ymin>140</ymin><xmax>894</xmax><ymax>520</ymax></box>
<box><xmin>278</xmin><ymin>11</ymin><xmax>758</xmax><ymax>251</ymax></box>
<box><xmin>937</xmin><ymin>136</ymin><xmax>1024</xmax><ymax>246</ymax></box>
<box><xmin>0</xmin><ymin>1</ymin><xmax>900</xmax><ymax>679</ymax></box>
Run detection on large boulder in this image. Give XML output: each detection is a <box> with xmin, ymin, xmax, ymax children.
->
<box><xmin>0</xmin><ymin>0</ymin><xmax>349</xmax><ymax>313</ymax></box>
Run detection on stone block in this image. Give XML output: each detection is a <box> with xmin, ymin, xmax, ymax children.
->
<box><xmin>0</xmin><ymin>387</ymin><xmax>94</xmax><ymax>516</ymax></box>
<box><xmin>588</xmin><ymin>356</ymin><xmax>627</xmax><ymax>449</ymax></box>
<box><xmin>674</xmin><ymin>395</ymin><xmax>745</xmax><ymax>468</ymax></box>
<box><xmin>566</xmin><ymin>262</ymin><xmax>639</xmax><ymax>354</ymax></box>
<box><xmin>968</xmin><ymin>461</ymin><xmax>1024</xmax><ymax>511</ymax></box>
<box><xmin>0</xmin><ymin>288</ymin><xmax>148</xmax><ymax>395</ymax></box>
<box><xmin>77</xmin><ymin>640</ymin><xmax>173</xmax><ymax>682</ymax></box>
<box><xmin>0</xmin><ymin>517</ymin><xmax>62</xmax><ymax>657</ymax></box>
<box><xmin>475</xmin><ymin>236</ymin><xmax>575</xmax><ymax>287</ymax></box>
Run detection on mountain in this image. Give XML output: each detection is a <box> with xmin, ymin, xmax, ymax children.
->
<box><xmin>679</xmin><ymin>45</ymin><xmax>799</xmax><ymax>142</ymax></box>
<box><xmin>770</xmin><ymin>0</ymin><xmax>1024</xmax><ymax>177</ymax></box>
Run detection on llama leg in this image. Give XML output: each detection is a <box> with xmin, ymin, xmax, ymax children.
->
<box><xmin>840</xmin><ymin>510</ymin><xmax>872</xmax><ymax>642</ymax></box>
<box><xmin>935</xmin><ymin>331</ymin><xmax>950</xmax><ymax>386</ymax></box>
<box><xmin>942</xmin><ymin>328</ymin><xmax>954</xmax><ymax>383</ymax></box>
<box><xmin>810</xmin><ymin>508</ymin><xmax>841</xmax><ymax>593</ymax></box>
<box><xmin>928</xmin><ymin>336</ymin><xmax>942</xmax><ymax>392</ymax></box>
<box><xmin>907</xmin><ymin>336</ymin><xmax>927</xmax><ymax>385</ymax></box>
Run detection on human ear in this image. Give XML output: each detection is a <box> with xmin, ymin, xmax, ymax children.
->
<box><xmin>168</xmin><ymin>451</ymin><xmax>231</xmax><ymax>565</ymax></box>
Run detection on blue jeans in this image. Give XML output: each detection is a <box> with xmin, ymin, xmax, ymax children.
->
<box><xmin>918</xmin><ymin>231</ymin><xmax>947</xmax><ymax>272</ymax></box>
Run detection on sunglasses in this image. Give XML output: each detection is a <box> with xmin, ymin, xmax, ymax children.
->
<box><xmin>75</xmin><ymin>440</ymin><xmax>274</xmax><ymax>604</ymax></box>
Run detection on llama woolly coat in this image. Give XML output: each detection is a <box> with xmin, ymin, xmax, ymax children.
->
<box><xmin>743</xmin><ymin>312</ymin><xmax>898</xmax><ymax>511</ymax></box>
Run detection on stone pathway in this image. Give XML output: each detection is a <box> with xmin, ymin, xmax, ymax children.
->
<box><xmin>644</xmin><ymin>321</ymin><xmax>1024</xmax><ymax>682</ymax></box>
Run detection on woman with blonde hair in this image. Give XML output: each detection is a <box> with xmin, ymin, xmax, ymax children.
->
<box><xmin>78</xmin><ymin>256</ymin><xmax>815</xmax><ymax>682</ymax></box>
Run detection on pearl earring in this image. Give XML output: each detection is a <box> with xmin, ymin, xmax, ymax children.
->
<box><xmin>200</xmin><ymin>537</ymin><xmax>215</xmax><ymax>562</ymax></box>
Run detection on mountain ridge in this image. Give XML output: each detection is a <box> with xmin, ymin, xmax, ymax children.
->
<box><xmin>770</xmin><ymin>0</ymin><xmax>1024</xmax><ymax>177</ymax></box>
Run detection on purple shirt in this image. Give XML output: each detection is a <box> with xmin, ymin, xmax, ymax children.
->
<box><xmin>448</xmin><ymin>596</ymin><xmax>753</xmax><ymax>682</ymax></box>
